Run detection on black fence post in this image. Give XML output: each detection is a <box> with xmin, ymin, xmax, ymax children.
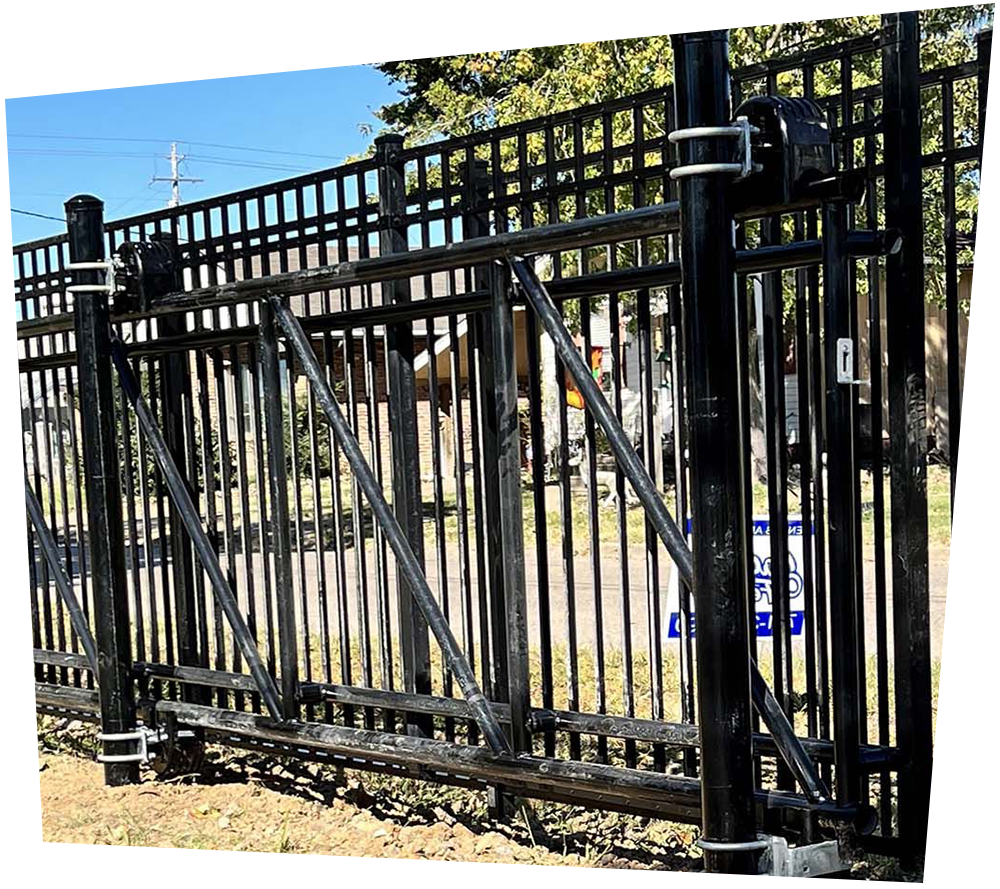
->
<box><xmin>157</xmin><ymin>238</ymin><xmax>205</xmax><ymax>702</ymax></box>
<box><xmin>670</xmin><ymin>32</ymin><xmax>758</xmax><ymax>875</ymax></box>
<box><xmin>376</xmin><ymin>134</ymin><xmax>434</xmax><ymax>737</ymax></box>
<box><xmin>67</xmin><ymin>194</ymin><xmax>137</xmax><ymax>785</ymax></box>
<box><xmin>490</xmin><ymin>260</ymin><xmax>531</xmax><ymax>755</ymax></box>
<box><xmin>259</xmin><ymin>300</ymin><xmax>299</xmax><ymax>720</ymax></box>
<box><xmin>882</xmin><ymin>10</ymin><xmax>933</xmax><ymax>868</ymax></box>
<box><xmin>466</xmin><ymin>159</ymin><xmax>513</xmax><ymax>815</ymax></box>
<box><xmin>468</xmin><ymin>161</ymin><xmax>510</xmax><ymax>712</ymax></box>
<box><xmin>821</xmin><ymin>199</ymin><xmax>862</xmax><ymax>808</ymax></box>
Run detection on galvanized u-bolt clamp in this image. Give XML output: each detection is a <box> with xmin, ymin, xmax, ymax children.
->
<box><xmin>67</xmin><ymin>259</ymin><xmax>119</xmax><ymax>294</ymax></box>
<box><xmin>668</xmin><ymin>117</ymin><xmax>761</xmax><ymax>180</ymax></box>
<box><xmin>97</xmin><ymin>725</ymin><xmax>168</xmax><ymax>764</ymax></box>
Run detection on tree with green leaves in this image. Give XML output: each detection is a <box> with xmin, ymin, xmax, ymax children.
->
<box><xmin>373</xmin><ymin>10</ymin><xmax>990</xmax><ymax>143</ymax></box>
<box><xmin>369</xmin><ymin>7</ymin><xmax>990</xmax><ymax>314</ymax></box>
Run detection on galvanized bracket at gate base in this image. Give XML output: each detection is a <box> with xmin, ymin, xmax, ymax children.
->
<box><xmin>761</xmin><ymin>836</ymin><xmax>846</xmax><ymax>878</ymax></box>
<box><xmin>699</xmin><ymin>834</ymin><xmax>846</xmax><ymax>877</ymax></box>
<box><xmin>97</xmin><ymin>723</ymin><xmax>197</xmax><ymax>765</ymax></box>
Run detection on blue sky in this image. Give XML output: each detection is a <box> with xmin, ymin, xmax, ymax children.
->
<box><xmin>6</xmin><ymin>64</ymin><xmax>402</xmax><ymax>244</ymax></box>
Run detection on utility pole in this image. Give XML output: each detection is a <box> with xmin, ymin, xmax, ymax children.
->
<box><xmin>151</xmin><ymin>142</ymin><xmax>203</xmax><ymax>207</ymax></box>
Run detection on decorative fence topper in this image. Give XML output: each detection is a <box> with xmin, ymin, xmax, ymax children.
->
<box><xmin>16</xmin><ymin>12</ymin><xmax>988</xmax><ymax>877</ymax></box>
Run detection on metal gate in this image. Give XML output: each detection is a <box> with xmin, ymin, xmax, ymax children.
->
<box><xmin>17</xmin><ymin>12</ymin><xmax>988</xmax><ymax>876</ymax></box>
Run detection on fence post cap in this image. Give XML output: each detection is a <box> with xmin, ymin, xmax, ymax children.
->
<box><xmin>64</xmin><ymin>194</ymin><xmax>104</xmax><ymax>212</ymax></box>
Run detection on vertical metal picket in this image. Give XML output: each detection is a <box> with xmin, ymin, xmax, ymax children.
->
<box><xmin>376</xmin><ymin>134</ymin><xmax>434</xmax><ymax>737</ymax></box>
<box><xmin>467</xmin><ymin>159</ymin><xmax>514</xmax><ymax>814</ymax></box>
<box><xmin>490</xmin><ymin>260</ymin><xmax>531</xmax><ymax>755</ymax></box>
<box><xmin>259</xmin><ymin>299</ymin><xmax>299</xmax><ymax>720</ymax></box>
<box><xmin>67</xmin><ymin>194</ymin><xmax>138</xmax><ymax>785</ymax></box>
<box><xmin>979</xmin><ymin>29</ymin><xmax>991</xmax><ymax>153</ymax></box>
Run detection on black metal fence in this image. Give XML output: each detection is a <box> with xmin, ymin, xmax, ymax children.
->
<box><xmin>16</xmin><ymin>11</ymin><xmax>989</xmax><ymax>875</ymax></box>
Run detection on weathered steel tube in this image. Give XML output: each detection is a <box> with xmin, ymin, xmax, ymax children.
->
<box><xmin>268</xmin><ymin>294</ymin><xmax>511</xmax><ymax>755</ymax></box>
<box><xmin>145</xmin><ymin>697</ymin><xmax>872</xmax><ymax>828</ymax></box>
<box><xmin>62</xmin><ymin>203</ymin><xmax>677</xmax><ymax>326</ymax></box>
<box><xmin>16</xmin><ymin>238</ymin><xmax>834</xmax><ymax>344</ymax></box>
<box><xmin>882</xmin><ymin>10</ymin><xmax>934</xmax><ymax>868</ymax></box>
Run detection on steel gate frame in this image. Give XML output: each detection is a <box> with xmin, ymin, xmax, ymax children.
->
<box><xmin>17</xmin><ymin>10</ymin><xmax>989</xmax><ymax>875</ymax></box>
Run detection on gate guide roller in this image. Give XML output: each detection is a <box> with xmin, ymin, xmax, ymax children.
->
<box><xmin>730</xmin><ymin>95</ymin><xmax>839</xmax><ymax>214</ymax></box>
<box><xmin>114</xmin><ymin>236</ymin><xmax>180</xmax><ymax>314</ymax></box>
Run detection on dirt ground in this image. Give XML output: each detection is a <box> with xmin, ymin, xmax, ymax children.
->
<box><xmin>37</xmin><ymin>744</ymin><xmax>696</xmax><ymax>869</ymax></box>
<box><xmin>37</xmin><ymin>723</ymin><xmax>914</xmax><ymax>880</ymax></box>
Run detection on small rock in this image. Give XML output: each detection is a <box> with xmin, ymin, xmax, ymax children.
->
<box><xmin>432</xmin><ymin>806</ymin><xmax>455</xmax><ymax>825</ymax></box>
<box><xmin>372</xmin><ymin>828</ymin><xmax>387</xmax><ymax>838</ymax></box>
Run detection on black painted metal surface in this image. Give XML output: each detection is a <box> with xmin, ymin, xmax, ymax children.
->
<box><xmin>17</xmin><ymin>15</ymin><xmax>982</xmax><ymax>870</ymax></box>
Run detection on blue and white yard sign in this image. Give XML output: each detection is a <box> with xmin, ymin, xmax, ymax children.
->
<box><xmin>667</xmin><ymin>516</ymin><xmax>807</xmax><ymax>639</ymax></box>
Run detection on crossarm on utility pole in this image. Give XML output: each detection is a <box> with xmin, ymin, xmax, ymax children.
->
<box><xmin>110</xmin><ymin>339</ymin><xmax>284</xmax><ymax>722</ymax></box>
<box><xmin>25</xmin><ymin>477</ymin><xmax>99</xmax><ymax>675</ymax></box>
<box><xmin>510</xmin><ymin>257</ymin><xmax>829</xmax><ymax>802</ymax></box>
<box><xmin>268</xmin><ymin>294</ymin><xmax>511</xmax><ymax>756</ymax></box>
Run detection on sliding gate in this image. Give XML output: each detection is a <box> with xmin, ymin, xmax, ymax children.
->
<box><xmin>18</xmin><ymin>12</ymin><xmax>988</xmax><ymax>876</ymax></box>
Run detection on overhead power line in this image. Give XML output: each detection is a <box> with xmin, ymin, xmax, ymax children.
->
<box><xmin>11</xmin><ymin>208</ymin><xmax>65</xmax><ymax>222</ymax></box>
<box><xmin>7</xmin><ymin>132</ymin><xmax>344</xmax><ymax>161</ymax></box>
<box><xmin>9</xmin><ymin>147</ymin><xmax>310</xmax><ymax>174</ymax></box>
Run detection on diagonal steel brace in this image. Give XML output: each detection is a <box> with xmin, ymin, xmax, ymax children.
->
<box><xmin>510</xmin><ymin>256</ymin><xmax>830</xmax><ymax>803</ymax></box>
<box><xmin>268</xmin><ymin>294</ymin><xmax>511</xmax><ymax>756</ymax></box>
<box><xmin>25</xmin><ymin>477</ymin><xmax>100</xmax><ymax>675</ymax></box>
<box><xmin>110</xmin><ymin>339</ymin><xmax>285</xmax><ymax>722</ymax></box>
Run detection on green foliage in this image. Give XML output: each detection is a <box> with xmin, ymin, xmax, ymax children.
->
<box><xmin>373</xmin><ymin>11</ymin><xmax>990</xmax><ymax>141</ymax></box>
<box><xmin>369</xmin><ymin>8</ymin><xmax>992</xmax><ymax>321</ymax></box>
<box><xmin>114</xmin><ymin>366</ymin><xmax>237</xmax><ymax>495</ymax></box>
<box><xmin>283</xmin><ymin>375</ymin><xmax>340</xmax><ymax>479</ymax></box>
